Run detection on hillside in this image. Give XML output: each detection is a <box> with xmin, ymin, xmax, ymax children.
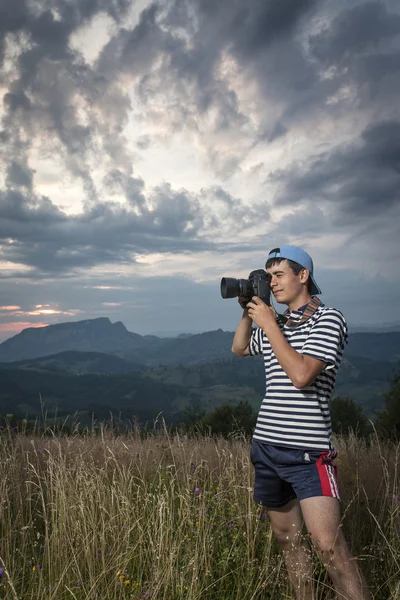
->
<box><xmin>0</xmin><ymin>350</ymin><xmax>395</xmax><ymax>422</ymax></box>
<box><xmin>0</xmin><ymin>351</ymin><xmax>139</xmax><ymax>375</ymax></box>
<box><xmin>346</xmin><ymin>332</ymin><xmax>400</xmax><ymax>362</ymax></box>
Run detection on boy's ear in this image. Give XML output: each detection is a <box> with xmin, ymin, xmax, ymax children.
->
<box><xmin>299</xmin><ymin>268</ymin><xmax>309</xmax><ymax>284</ymax></box>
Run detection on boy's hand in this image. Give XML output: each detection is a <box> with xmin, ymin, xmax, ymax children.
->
<box><xmin>246</xmin><ymin>296</ymin><xmax>276</xmax><ymax>330</ymax></box>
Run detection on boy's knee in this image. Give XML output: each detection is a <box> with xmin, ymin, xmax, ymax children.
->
<box><xmin>271</xmin><ymin>525</ymin><xmax>303</xmax><ymax>550</ymax></box>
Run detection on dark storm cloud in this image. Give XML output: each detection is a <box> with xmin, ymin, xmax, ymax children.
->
<box><xmin>6</xmin><ymin>161</ymin><xmax>34</xmax><ymax>189</ymax></box>
<box><xmin>0</xmin><ymin>0</ymin><xmax>132</xmax><ymax>198</ymax></box>
<box><xmin>97</xmin><ymin>0</ymin><xmax>318</xmax><ymax>153</ymax></box>
<box><xmin>308</xmin><ymin>1</ymin><xmax>400</xmax><ymax>113</ymax></box>
<box><xmin>309</xmin><ymin>1</ymin><xmax>400</xmax><ymax>64</ymax></box>
<box><xmin>272</xmin><ymin>120</ymin><xmax>400</xmax><ymax>217</ymax></box>
<box><xmin>97</xmin><ymin>2</ymin><xmax>246</xmax><ymax>139</ymax></box>
<box><xmin>164</xmin><ymin>0</ymin><xmax>400</xmax><ymax>142</ymax></box>
<box><xmin>1</xmin><ymin>0</ymin><xmax>400</xmax><ymax>279</ymax></box>
<box><xmin>0</xmin><ymin>183</ymin><xmax>215</xmax><ymax>272</ymax></box>
<box><xmin>223</xmin><ymin>0</ymin><xmax>317</xmax><ymax>59</ymax></box>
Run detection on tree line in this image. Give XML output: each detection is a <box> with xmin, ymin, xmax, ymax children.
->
<box><xmin>1</xmin><ymin>367</ymin><xmax>399</xmax><ymax>440</ymax></box>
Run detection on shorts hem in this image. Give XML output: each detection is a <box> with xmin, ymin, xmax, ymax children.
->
<box><xmin>254</xmin><ymin>494</ymin><xmax>297</xmax><ymax>509</ymax></box>
<box><xmin>297</xmin><ymin>492</ymin><xmax>340</xmax><ymax>502</ymax></box>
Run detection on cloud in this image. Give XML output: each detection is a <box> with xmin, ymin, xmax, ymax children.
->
<box><xmin>309</xmin><ymin>1</ymin><xmax>400</xmax><ymax>64</ymax></box>
<box><xmin>272</xmin><ymin>120</ymin><xmax>400</xmax><ymax>219</ymax></box>
<box><xmin>0</xmin><ymin>180</ymin><xmax>267</xmax><ymax>273</ymax></box>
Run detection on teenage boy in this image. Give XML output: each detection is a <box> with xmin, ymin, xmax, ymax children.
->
<box><xmin>232</xmin><ymin>245</ymin><xmax>370</xmax><ymax>600</ymax></box>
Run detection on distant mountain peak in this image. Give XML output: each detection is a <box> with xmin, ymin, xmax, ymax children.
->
<box><xmin>0</xmin><ymin>317</ymin><xmax>144</xmax><ymax>362</ymax></box>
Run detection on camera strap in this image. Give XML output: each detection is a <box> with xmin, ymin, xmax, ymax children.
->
<box><xmin>281</xmin><ymin>296</ymin><xmax>322</xmax><ymax>328</ymax></box>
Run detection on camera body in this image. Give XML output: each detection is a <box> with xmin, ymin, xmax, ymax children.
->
<box><xmin>220</xmin><ymin>269</ymin><xmax>271</xmax><ymax>308</ymax></box>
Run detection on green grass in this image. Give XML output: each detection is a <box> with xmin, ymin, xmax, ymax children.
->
<box><xmin>0</xmin><ymin>425</ymin><xmax>398</xmax><ymax>599</ymax></box>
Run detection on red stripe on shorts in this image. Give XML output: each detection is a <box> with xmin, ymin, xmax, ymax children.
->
<box><xmin>316</xmin><ymin>453</ymin><xmax>339</xmax><ymax>499</ymax></box>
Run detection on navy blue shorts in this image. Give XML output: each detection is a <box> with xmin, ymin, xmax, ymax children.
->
<box><xmin>250</xmin><ymin>439</ymin><xmax>340</xmax><ymax>508</ymax></box>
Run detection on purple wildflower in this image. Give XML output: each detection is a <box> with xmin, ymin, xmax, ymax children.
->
<box><xmin>0</xmin><ymin>568</ymin><xmax>3</xmax><ymax>577</ymax></box>
<box><xmin>195</xmin><ymin>487</ymin><xmax>201</xmax><ymax>495</ymax></box>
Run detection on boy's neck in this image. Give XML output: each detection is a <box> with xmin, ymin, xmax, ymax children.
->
<box><xmin>288</xmin><ymin>292</ymin><xmax>312</xmax><ymax>313</ymax></box>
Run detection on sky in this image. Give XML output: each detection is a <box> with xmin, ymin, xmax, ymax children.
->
<box><xmin>0</xmin><ymin>0</ymin><xmax>400</xmax><ymax>341</ymax></box>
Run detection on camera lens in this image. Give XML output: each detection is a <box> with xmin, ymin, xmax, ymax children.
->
<box><xmin>220</xmin><ymin>278</ymin><xmax>240</xmax><ymax>299</ymax></box>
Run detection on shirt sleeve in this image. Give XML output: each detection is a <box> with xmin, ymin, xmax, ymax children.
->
<box><xmin>248</xmin><ymin>326</ymin><xmax>263</xmax><ymax>356</ymax></box>
<box><xmin>301</xmin><ymin>309</ymin><xmax>348</xmax><ymax>369</ymax></box>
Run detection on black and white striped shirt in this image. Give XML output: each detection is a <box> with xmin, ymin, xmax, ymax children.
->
<box><xmin>248</xmin><ymin>304</ymin><xmax>348</xmax><ymax>451</ymax></box>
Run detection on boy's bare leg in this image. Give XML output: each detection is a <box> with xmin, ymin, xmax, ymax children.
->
<box><xmin>268</xmin><ymin>499</ymin><xmax>316</xmax><ymax>600</ymax></box>
<box><xmin>300</xmin><ymin>497</ymin><xmax>371</xmax><ymax>600</ymax></box>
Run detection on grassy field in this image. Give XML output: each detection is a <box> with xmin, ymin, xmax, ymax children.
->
<box><xmin>0</xmin><ymin>426</ymin><xmax>398</xmax><ymax>599</ymax></box>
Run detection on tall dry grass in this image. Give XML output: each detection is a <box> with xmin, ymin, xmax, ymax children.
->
<box><xmin>0</xmin><ymin>425</ymin><xmax>398</xmax><ymax>599</ymax></box>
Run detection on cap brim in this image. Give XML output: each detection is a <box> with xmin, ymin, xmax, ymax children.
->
<box><xmin>309</xmin><ymin>275</ymin><xmax>322</xmax><ymax>295</ymax></box>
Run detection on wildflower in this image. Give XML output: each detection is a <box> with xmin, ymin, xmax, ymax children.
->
<box><xmin>195</xmin><ymin>487</ymin><xmax>201</xmax><ymax>495</ymax></box>
<box><xmin>0</xmin><ymin>568</ymin><xmax>3</xmax><ymax>577</ymax></box>
<box><xmin>227</xmin><ymin>520</ymin><xmax>234</xmax><ymax>528</ymax></box>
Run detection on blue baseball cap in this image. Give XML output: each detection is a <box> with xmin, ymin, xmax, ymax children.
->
<box><xmin>267</xmin><ymin>245</ymin><xmax>322</xmax><ymax>295</ymax></box>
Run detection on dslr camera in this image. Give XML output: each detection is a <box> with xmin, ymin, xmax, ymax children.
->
<box><xmin>220</xmin><ymin>269</ymin><xmax>271</xmax><ymax>308</ymax></box>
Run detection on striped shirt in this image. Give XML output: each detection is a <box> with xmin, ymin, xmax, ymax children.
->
<box><xmin>248</xmin><ymin>304</ymin><xmax>348</xmax><ymax>451</ymax></box>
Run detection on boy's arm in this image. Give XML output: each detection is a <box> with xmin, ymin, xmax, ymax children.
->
<box><xmin>262</xmin><ymin>318</ymin><xmax>327</xmax><ymax>388</ymax></box>
<box><xmin>231</xmin><ymin>306</ymin><xmax>252</xmax><ymax>356</ymax></box>
<box><xmin>246</xmin><ymin>297</ymin><xmax>327</xmax><ymax>388</ymax></box>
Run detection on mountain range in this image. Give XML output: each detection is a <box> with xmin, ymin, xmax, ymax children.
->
<box><xmin>0</xmin><ymin>317</ymin><xmax>398</xmax><ymax>425</ymax></box>
<box><xmin>1</xmin><ymin>317</ymin><xmax>399</xmax><ymax>365</ymax></box>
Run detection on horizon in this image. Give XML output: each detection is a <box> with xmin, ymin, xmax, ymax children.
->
<box><xmin>1</xmin><ymin>0</ymin><xmax>399</xmax><ymax>340</ymax></box>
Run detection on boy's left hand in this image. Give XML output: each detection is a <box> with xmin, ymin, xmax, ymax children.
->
<box><xmin>246</xmin><ymin>296</ymin><xmax>277</xmax><ymax>331</ymax></box>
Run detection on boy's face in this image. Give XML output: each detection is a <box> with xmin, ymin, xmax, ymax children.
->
<box><xmin>266</xmin><ymin>259</ymin><xmax>308</xmax><ymax>306</ymax></box>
